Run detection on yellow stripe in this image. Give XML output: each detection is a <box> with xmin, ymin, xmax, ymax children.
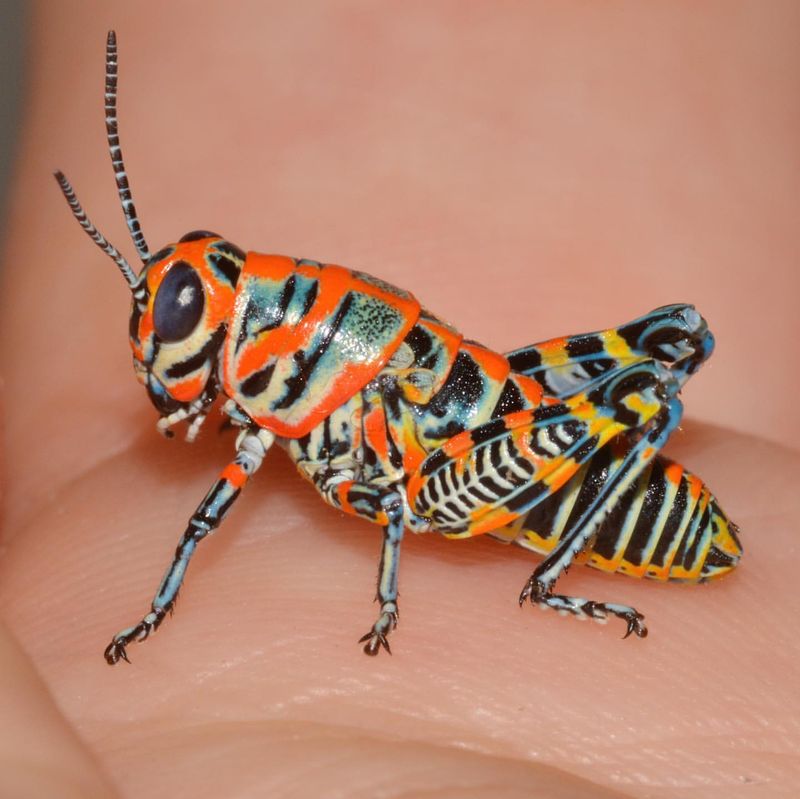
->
<box><xmin>602</xmin><ymin>330</ymin><xmax>635</xmax><ymax>361</ymax></box>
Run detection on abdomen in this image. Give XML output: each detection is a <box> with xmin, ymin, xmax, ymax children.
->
<box><xmin>491</xmin><ymin>438</ymin><xmax>742</xmax><ymax>582</ymax></box>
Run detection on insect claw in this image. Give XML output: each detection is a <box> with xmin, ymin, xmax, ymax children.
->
<box><xmin>104</xmin><ymin>640</ymin><xmax>130</xmax><ymax>665</ymax></box>
<box><xmin>358</xmin><ymin>632</ymin><xmax>378</xmax><ymax>656</ymax></box>
<box><xmin>518</xmin><ymin>577</ymin><xmax>545</xmax><ymax>606</ymax></box>
<box><xmin>621</xmin><ymin>613</ymin><xmax>647</xmax><ymax>640</ymax></box>
<box><xmin>358</xmin><ymin>631</ymin><xmax>392</xmax><ymax>655</ymax></box>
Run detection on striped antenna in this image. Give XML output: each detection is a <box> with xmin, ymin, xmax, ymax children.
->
<box><xmin>105</xmin><ymin>30</ymin><xmax>151</xmax><ymax>262</ymax></box>
<box><xmin>54</xmin><ymin>170</ymin><xmax>143</xmax><ymax>296</ymax></box>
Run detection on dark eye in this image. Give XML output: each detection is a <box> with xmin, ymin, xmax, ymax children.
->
<box><xmin>153</xmin><ymin>262</ymin><xmax>205</xmax><ymax>342</ymax></box>
<box><xmin>179</xmin><ymin>230</ymin><xmax>221</xmax><ymax>243</ymax></box>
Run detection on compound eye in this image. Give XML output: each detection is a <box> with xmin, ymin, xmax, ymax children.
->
<box><xmin>152</xmin><ymin>261</ymin><xmax>205</xmax><ymax>342</ymax></box>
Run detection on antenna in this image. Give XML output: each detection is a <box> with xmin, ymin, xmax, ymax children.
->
<box><xmin>54</xmin><ymin>170</ymin><xmax>144</xmax><ymax>300</ymax></box>
<box><xmin>53</xmin><ymin>31</ymin><xmax>150</xmax><ymax>304</ymax></box>
<box><xmin>105</xmin><ymin>29</ymin><xmax>151</xmax><ymax>262</ymax></box>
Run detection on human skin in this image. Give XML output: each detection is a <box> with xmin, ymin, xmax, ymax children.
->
<box><xmin>1</xmin><ymin>2</ymin><xmax>799</xmax><ymax>797</ymax></box>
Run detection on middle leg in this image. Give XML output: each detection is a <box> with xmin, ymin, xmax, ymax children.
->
<box><xmin>304</xmin><ymin>467</ymin><xmax>416</xmax><ymax>655</ymax></box>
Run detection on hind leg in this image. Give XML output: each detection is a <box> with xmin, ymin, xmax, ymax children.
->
<box><xmin>518</xmin><ymin>397</ymin><xmax>683</xmax><ymax>638</ymax></box>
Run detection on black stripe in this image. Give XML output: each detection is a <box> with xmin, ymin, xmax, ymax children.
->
<box><xmin>427</xmin><ymin>420</ymin><xmax>468</xmax><ymax>440</ymax></box>
<box><xmin>533</xmin><ymin>403</ymin><xmax>570</xmax><ymax>423</ymax></box>
<box><xmin>404</xmin><ymin>324</ymin><xmax>434</xmax><ymax>364</ymax></box>
<box><xmin>297</xmin><ymin>432</ymin><xmax>312</xmax><ymax>457</ymax></box>
<box><xmin>478</xmin><ymin>474</ymin><xmax>506</xmax><ymax>498</ymax></box>
<box><xmin>416</xmin><ymin>494</ymin><xmax>431</xmax><ymax>513</ymax></box>
<box><xmin>471</xmin><ymin>418</ymin><xmax>509</xmax><ymax>445</ymax></box>
<box><xmin>591</xmin><ymin>472</ymin><xmax>641</xmax><ymax>560</ymax></box>
<box><xmin>165</xmin><ymin>326</ymin><xmax>226</xmax><ymax>379</ymax></box>
<box><xmin>571</xmin><ymin>434</ymin><xmax>600</xmax><ymax>463</ymax></box>
<box><xmin>235</xmin><ymin>296</ymin><xmax>258</xmax><ymax>354</ymax></box>
<box><xmin>240</xmin><ymin>363</ymin><xmax>276</xmax><ymax>398</ymax></box>
<box><xmin>565</xmin><ymin>335</ymin><xmax>604</xmax><ymax>358</ymax></box>
<box><xmin>492</xmin><ymin>379</ymin><xmax>525</xmax><ymax>417</ymax></box>
<box><xmin>650</xmin><ymin>474</ymin><xmax>689</xmax><ymax>568</ymax></box>
<box><xmin>322</xmin><ymin>416</ymin><xmax>332</xmax><ymax>459</ymax></box>
<box><xmin>503</xmin><ymin>479</ymin><xmax>549</xmax><ymax>514</ymax></box>
<box><xmin>547</xmin><ymin>424</ymin><xmax>573</xmax><ymax>452</ymax></box>
<box><xmin>438</xmin><ymin>466</ymin><xmax>454</xmax><ymax>498</ymax></box>
<box><xmin>519</xmin><ymin>485</ymin><xmax>564</xmax><ymax>543</ymax></box>
<box><xmin>444</xmin><ymin>501</ymin><xmax>463</xmax><ymax>517</ymax></box>
<box><xmin>504</xmin><ymin>436</ymin><xmax>535</xmax><ymax>477</ymax></box>
<box><xmin>506</xmin><ymin>347</ymin><xmax>542</xmax><ymax>375</ymax></box>
<box><xmin>583</xmin><ymin>357</ymin><xmax>616</xmax><ymax>378</ymax></box>
<box><xmin>528</xmin><ymin>430</ymin><xmax>556</xmax><ymax>459</ymax></box>
<box><xmin>681</xmin><ymin>504</ymin><xmax>711</xmax><ymax>572</ymax></box>
<box><xmin>561</xmin><ymin>446</ymin><xmax>612</xmax><ymax>535</ymax></box>
<box><xmin>273</xmin><ymin>292</ymin><xmax>355</xmax><ymax>410</ymax></box>
<box><xmin>387</xmin><ymin>428</ymin><xmax>403</xmax><ymax>470</ymax></box>
<box><xmin>420</xmin><ymin>449</ymin><xmax>448</xmax><ymax>477</ymax></box>
<box><xmin>425</xmin><ymin>352</ymin><xmax>485</xmax><ymax>421</ymax></box>
<box><xmin>216</xmin><ymin>488</ymin><xmax>242</xmax><ymax>520</ymax></box>
<box><xmin>703</xmin><ymin>543</ymin><xmax>737</xmax><ymax>569</ymax></box>
<box><xmin>617</xmin><ymin>319</ymin><xmax>650</xmax><ymax>351</ymax></box>
<box><xmin>466</xmin><ymin>483</ymin><xmax>498</xmax><ymax>504</ymax></box>
<box><xmin>254</xmin><ymin>275</ymin><xmax>296</xmax><ymax>335</ymax></box>
<box><xmin>208</xmin><ymin>253</ymin><xmax>241</xmax><ymax>287</ymax></box>
<box><xmin>298</xmin><ymin>280</ymin><xmax>319</xmax><ymax>319</ymax></box>
<box><xmin>623</xmin><ymin>459</ymin><xmax>667</xmax><ymax>566</ymax></box>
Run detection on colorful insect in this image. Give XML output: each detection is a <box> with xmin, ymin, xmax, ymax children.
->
<box><xmin>55</xmin><ymin>32</ymin><xmax>742</xmax><ymax>663</ymax></box>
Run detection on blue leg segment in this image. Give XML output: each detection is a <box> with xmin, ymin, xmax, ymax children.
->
<box><xmin>104</xmin><ymin>429</ymin><xmax>273</xmax><ymax>664</ymax></box>
<box><xmin>359</xmin><ymin>493</ymin><xmax>405</xmax><ymax>656</ymax></box>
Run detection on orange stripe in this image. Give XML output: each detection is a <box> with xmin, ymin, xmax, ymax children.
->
<box><xmin>664</xmin><ymin>461</ymin><xmax>684</xmax><ymax>485</ymax></box>
<box><xmin>170</xmin><ymin>373</ymin><xmax>206</xmax><ymax>402</ymax></box>
<box><xmin>364</xmin><ymin>404</ymin><xmax>389</xmax><ymax>464</ymax></box>
<box><xmin>336</xmin><ymin>481</ymin><xmax>356</xmax><ymax>516</ymax></box>
<box><xmin>221</xmin><ymin>463</ymin><xmax>248</xmax><ymax>489</ymax></box>
<box><xmin>461</xmin><ymin>341</ymin><xmax>510</xmax><ymax>383</ymax></box>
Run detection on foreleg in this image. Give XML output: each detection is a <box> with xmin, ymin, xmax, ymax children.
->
<box><xmin>104</xmin><ymin>428</ymin><xmax>274</xmax><ymax>664</ymax></box>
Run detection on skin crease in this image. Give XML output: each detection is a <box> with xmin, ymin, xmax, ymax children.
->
<box><xmin>1</xmin><ymin>1</ymin><xmax>799</xmax><ymax>797</ymax></box>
